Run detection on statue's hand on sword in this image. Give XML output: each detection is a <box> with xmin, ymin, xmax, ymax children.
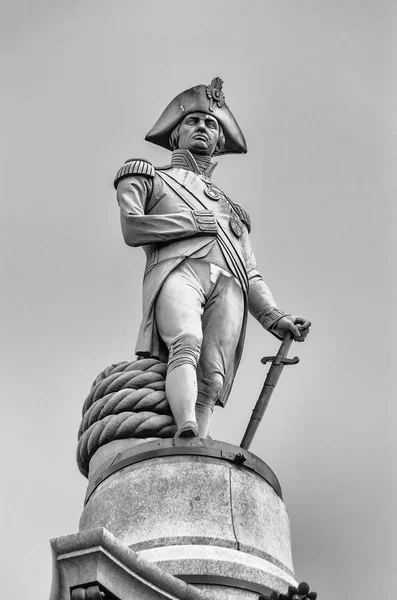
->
<box><xmin>273</xmin><ymin>315</ymin><xmax>311</xmax><ymax>342</ymax></box>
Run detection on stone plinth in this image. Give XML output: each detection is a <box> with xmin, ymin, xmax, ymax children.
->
<box><xmin>50</xmin><ymin>527</ymin><xmax>213</xmax><ymax>600</ymax></box>
<box><xmin>79</xmin><ymin>438</ymin><xmax>297</xmax><ymax>599</ymax></box>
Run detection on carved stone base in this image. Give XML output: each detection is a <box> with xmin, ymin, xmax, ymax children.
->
<box><xmin>77</xmin><ymin>438</ymin><xmax>298</xmax><ymax>598</ymax></box>
<box><xmin>50</xmin><ymin>527</ymin><xmax>212</xmax><ymax>600</ymax></box>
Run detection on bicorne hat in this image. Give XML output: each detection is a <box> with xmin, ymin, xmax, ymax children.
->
<box><xmin>145</xmin><ymin>77</ymin><xmax>247</xmax><ymax>155</ymax></box>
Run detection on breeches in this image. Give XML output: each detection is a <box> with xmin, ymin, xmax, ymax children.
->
<box><xmin>154</xmin><ymin>258</ymin><xmax>244</xmax><ymax>409</ymax></box>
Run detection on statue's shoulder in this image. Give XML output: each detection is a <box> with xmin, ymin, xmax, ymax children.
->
<box><xmin>233</xmin><ymin>202</ymin><xmax>252</xmax><ymax>233</ymax></box>
<box><xmin>153</xmin><ymin>164</ymin><xmax>172</xmax><ymax>173</ymax></box>
<box><xmin>114</xmin><ymin>158</ymin><xmax>156</xmax><ymax>189</ymax></box>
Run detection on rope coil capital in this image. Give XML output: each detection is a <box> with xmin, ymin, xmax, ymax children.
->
<box><xmin>77</xmin><ymin>359</ymin><xmax>175</xmax><ymax>477</ymax></box>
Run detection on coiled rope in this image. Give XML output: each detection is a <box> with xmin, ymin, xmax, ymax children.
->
<box><xmin>77</xmin><ymin>358</ymin><xmax>176</xmax><ymax>476</ymax></box>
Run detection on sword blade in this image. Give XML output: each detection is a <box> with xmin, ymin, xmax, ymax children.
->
<box><xmin>240</xmin><ymin>332</ymin><xmax>294</xmax><ymax>450</ymax></box>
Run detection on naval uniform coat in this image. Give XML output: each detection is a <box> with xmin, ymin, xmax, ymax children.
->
<box><xmin>115</xmin><ymin>153</ymin><xmax>283</xmax><ymax>407</ymax></box>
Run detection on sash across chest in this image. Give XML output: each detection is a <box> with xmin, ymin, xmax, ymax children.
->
<box><xmin>156</xmin><ymin>170</ymin><xmax>249</xmax><ymax>293</ymax></box>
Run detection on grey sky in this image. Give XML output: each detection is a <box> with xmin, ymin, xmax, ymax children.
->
<box><xmin>1</xmin><ymin>1</ymin><xmax>395</xmax><ymax>598</ymax></box>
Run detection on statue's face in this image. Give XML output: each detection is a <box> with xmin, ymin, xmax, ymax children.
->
<box><xmin>177</xmin><ymin>111</ymin><xmax>220</xmax><ymax>156</ymax></box>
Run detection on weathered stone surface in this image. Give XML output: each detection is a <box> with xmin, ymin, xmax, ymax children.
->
<box><xmin>89</xmin><ymin>437</ymin><xmax>159</xmax><ymax>477</ymax></box>
<box><xmin>79</xmin><ymin>440</ymin><xmax>297</xmax><ymax>595</ymax></box>
<box><xmin>138</xmin><ymin>545</ymin><xmax>296</xmax><ymax>592</ymax></box>
<box><xmin>230</xmin><ymin>467</ymin><xmax>294</xmax><ymax>569</ymax></box>
<box><xmin>194</xmin><ymin>586</ymin><xmax>265</xmax><ymax>600</ymax></box>
<box><xmin>81</xmin><ymin>459</ymin><xmax>234</xmax><ymax>545</ymax></box>
<box><xmin>50</xmin><ymin>527</ymin><xmax>212</xmax><ymax>600</ymax></box>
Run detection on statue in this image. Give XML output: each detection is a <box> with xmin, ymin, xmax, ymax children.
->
<box><xmin>114</xmin><ymin>77</ymin><xmax>311</xmax><ymax>440</ymax></box>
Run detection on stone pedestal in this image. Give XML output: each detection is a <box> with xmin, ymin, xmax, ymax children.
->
<box><xmin>78</xmin><ymin>438</ymin><xmax>297</xmax><ymax>599</ymax></box>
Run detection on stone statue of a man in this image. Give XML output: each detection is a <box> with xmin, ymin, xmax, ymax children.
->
<box><xmin>114</xmin><ymin>77</ymin><xmax>311</xmax><ymax>439</ymax></box>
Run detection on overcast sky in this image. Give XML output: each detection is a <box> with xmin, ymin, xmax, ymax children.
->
<box><xmin>1</xmin><ymin>1</ymin><xmax>395</xmax><ymax>598</ymax></box>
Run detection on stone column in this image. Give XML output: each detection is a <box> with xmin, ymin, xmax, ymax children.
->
<box><xmin>79</xmin><ymin>438</ymin><xmax>298</xmax><ymax>599</ymax></box>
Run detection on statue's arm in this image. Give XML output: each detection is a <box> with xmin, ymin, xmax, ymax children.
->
<box><xmin>116</xmin><ymin>175</ymin><xmax>217</xmax><ymax>247</ymax></box>
<box><xmin>242</xmin><ymin>228</ymin><xmax>311</xmax><ymax>341</ymax></box>
<box><xmin>241</xmin><ymin>230</ymin><xmax>287</xmax><ymax>338</ymax></box>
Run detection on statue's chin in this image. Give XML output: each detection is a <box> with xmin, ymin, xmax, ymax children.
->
<box><xmin>192</xmin><ymin>150</ymin><xmax>211</xmax><ymax>156</ymax></box>
<box><xmin>179</xmin><ymin>140</ymin><xmax>214</xmax><ymax>157</ymax></box>
<box><xmin>187</xmin><ymin>145</ymin><xmax>213</xmax><ymax>156</ymax></box>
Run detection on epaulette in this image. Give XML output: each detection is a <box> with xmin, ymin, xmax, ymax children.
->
<box><xmin>113</xmin><ymin>158</ymin><xmax>155</xmax><ymax>189</ymax></box>
<box><xmin>233</xmin><ymin>203</ymin><xmax>251</xmax><ymax>233</ymax></box>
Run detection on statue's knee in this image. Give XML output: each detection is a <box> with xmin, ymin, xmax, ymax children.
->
<box><xmin>167</xmin><ymin>333</ymin><xmax>202</xmax><ymax>373</ymax></box>
<box><xmin>198</xmin><ymin>372</ymin><xmax>224</xmax><ymax>407</ymax></box>
<box><xmin>211</xmin><ymin>372</ymin><xmax>224</xmax><ymax>396</ymax></box>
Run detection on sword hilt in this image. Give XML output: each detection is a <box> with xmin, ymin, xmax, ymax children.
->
<box><xmin>261</xmin><ymin>355</ymin><xmax>300</xmax><ymax>366</ymax></box>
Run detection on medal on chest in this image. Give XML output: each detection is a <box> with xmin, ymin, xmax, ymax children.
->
<box><xmin>199</xmin><ymin>175</ymin><xmax>243</xmax><ymax>238</ymax></box>
<box><xmin>200</xmin><ymin>174</ymin><xmax>222</xmax><ymax>201</ymax></box>
<box><xmin>229</xmin><ymin>214</ymin><xmax>243</xmax><ymax>238</ymax></box>
<box><xmin>204</xmin><ymin>184</ymin><xmax>223</xmax><ymax>201</ymax></box>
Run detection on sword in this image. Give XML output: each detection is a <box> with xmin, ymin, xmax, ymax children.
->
<box><xmin>240</xmin><ymin>331</ymin><xmax>299</xmax><ymax>450</ymax></box>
